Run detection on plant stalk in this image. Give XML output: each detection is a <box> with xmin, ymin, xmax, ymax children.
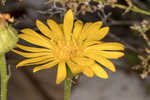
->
<box><xmin>64</xmin><ymin>78</ymin><xmax>72</xmax><ymax>100</ymax></box>
<box><xmin>64</xmin><ymin>68</ymin><xmax>73</xmax><ymax>100</ymax></box>
<box><xmin>113</xmin><ymin>4</ymin><xmax>150</xmax><ymax>16</ymax></box>
<box><xmin>0</xmin><ymin>54</ymin><xmax>9</xmax><ymax>100</ymax></box>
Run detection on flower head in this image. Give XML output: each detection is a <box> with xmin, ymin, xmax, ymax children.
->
<box><xmin>13</xmin><ymin>10</ymin><xmax>124</xmax><ymax>84</ymax></box>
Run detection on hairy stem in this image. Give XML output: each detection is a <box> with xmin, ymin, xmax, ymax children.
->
<box><xmin>64</xmin><ymin>68</ymin><xmax>73</xmax><ymax>100</ymax></box>
<box><xmin>64</xmin><ymin>78</ymin><xmax>72</xmax><ymax>100</ymax></box>
<box><xmin>0</xmin><ymin>54</ymin><xmax>9</xmax><ymax>100</ymax></box>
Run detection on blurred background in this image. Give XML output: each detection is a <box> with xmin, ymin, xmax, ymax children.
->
<box><xmin>1</xmin><ymin>0</ymin><xmax>150</xmax><ymax>100</ymax></box>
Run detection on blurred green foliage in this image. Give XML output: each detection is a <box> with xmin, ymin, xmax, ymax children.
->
<box><xmin>126</xmin><ymin>50</ymin><xmax>141</xmax><ymax>66</ymax></box>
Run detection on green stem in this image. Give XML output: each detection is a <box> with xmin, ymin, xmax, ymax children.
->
<box><xmin>65</xmin><ymin>78</ymin><xmax>72</xmax><ymax>100</ymax></box>
<box><xmin>64</xmin><ymin>68</ymin><xmax>73</xmax><ymax>100</ymax></box>
<box><xmin>0</xmin><ymin>54</ymin><xmax>9</xmax><ymax>100</ymax></box>
<box><xmin>113</xmin><ymin>4</ymin><xmax>150</xmax><ymax>16</ymax></box>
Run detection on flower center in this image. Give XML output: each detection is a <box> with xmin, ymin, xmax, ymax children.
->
<box><xmin>53</xmin><ymin>41</ymin><xmax>83</xmax><ymax>61</ymax></box>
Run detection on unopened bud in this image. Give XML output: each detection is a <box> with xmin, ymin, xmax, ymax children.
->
<box><xmin>0</xmin><ymin>23</ymin><xmax>18</xmax><ymax>54</ymax></box>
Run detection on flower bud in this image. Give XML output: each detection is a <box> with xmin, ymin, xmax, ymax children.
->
<box><xmin>0</xmin><ymin>23</ymin><xmax>18</xmax><ymax>54</ymax></box>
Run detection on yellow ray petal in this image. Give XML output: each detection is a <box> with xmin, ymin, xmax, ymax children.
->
<box><xmin>72</xmin><ymin>57</ymin><xmax>94</xmax><ymax>66</ymax></box>
<box><xmin>36</xmin><ymin>20</ymin><xmax>53</xmax><ymax>39</ymax></box>
<box><xmin>56</xmin><ymin>62</ymin><xmax>67</xmax><ymax>84</ymax></box>
<box><xmin>83</xmin><ymin>67</ymin><xmax>94</xmax><ymax>78</ymax></box>
<box><xmin>96</xmin><ymin>27</ymin><xmax>109</xmax><ymax>40</ymax></box>
<box><xmin>81</xmin><ymin>22</ymin><xmax>93</xmax><ymax>34</ymax></box>
<box><xmin>83</xmin><ymin>41</ymin><xmax>103</xmax><ymax>48</ymax></box>
<box><xmin>90</xmin><ymin>64</ymin><xmax>108</xmax><ymax>79</ymax></box>
<box><xmin>19</xmin><ymin>34</ymin><xmax>52</xmax><ymax>49</ymax></box>
<box><xmin>21</xmin><ymin>28</ymin><xmax>51</xmax><ymax>40</ymax></box>
<box><xmin>12</xmin><ymin>50</ymin><xmax>53</xmax><ymax>58</ymax></box>
<box><xmin>63</xmin><ymin>9</ymin><xmax>73</xmax><ymax>41</ymax></box>
<box><xmin>84</xmin><ymin>53</ymin><xmax>116</xmax><ymax>72</ymax></box>
<box><xmin>85</xmin><ymin>21</ymin><xmax>103</xmax><ymax>40</ymax></box>
<box><xmin>97</xmin><ymin>51</ymin><xmax>124</xmax><ymax>59</ymax></box>
<box><xmin>19</xmin><ymin>58</ymin><xmax>54</xmax><ymax>67</ymax></box>
<box><xmin>47</xmin><ymin>19</ymin><xmax>64</xmax><ymax>41</ymax></box>
<box><xmin>84</xmin><ymin>50</ymin><xmax>124</xmax><ymax>59</ymax></box>
<box><xmin>67</xmin><ymin>61</ymin><xmax>82</xmax><ymax>74</ymax></box>
<box><xmin>86</xmin><ymin>27</ymin><xmax>109</xmax><ymax>41</ymax></box>
<box><xmin>21</xmin><ymin>28</ymin><xmax>35</xmax><ymax>35</ymax></box>
<box><xmin>89</xmin><ymin>21</ymin><xmax>103</xmax><ymax>30</ymax></box>
<box><xmin>33</xmin><ymin>60</ymin><xmax>58</xmax><ymax>72</ymax></box>
<box><xmin>21</xmin><ymin>29</ymin><xmax>52</xmax><ymax>47</ymax></box>
<box><xmin>16</xmin><ymin>44</ymin><xmax>50</xmax><ymax>53</ymax></box>
<box><xmin>72</xmin><ymin>20</ymin><xmax>83</xmax><ymax>40</ymax></box>
<box><xmin>79</xmin><ymin>23</ymin><xmax>92</xmax><ymax>43</ymax></box>
<box><xmin>16</xmin><ymin>55</ymin><xmax>54</xmax><ymax>68</ymax></box>
<box><xmin>85</xmin><ymin>42</ymin><xmax>125</xmax><ymax>52</ymax></box>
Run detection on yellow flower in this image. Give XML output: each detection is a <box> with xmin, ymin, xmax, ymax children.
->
<box><xmin>13</xmin><ymin>10</ymin><xmax>124</xmax><ymax>84</ymax></box>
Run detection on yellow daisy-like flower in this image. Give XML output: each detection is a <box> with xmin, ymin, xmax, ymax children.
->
<box><xmin>13</xmin><ymin>10</ymin><xmax>124</xmax><ymax>84</ymax></box>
